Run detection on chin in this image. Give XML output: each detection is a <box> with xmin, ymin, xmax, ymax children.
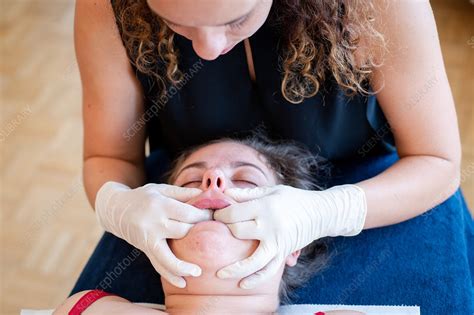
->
<box><xmin>169</xmin><ymin>221</ymin><xmax>258</xmax><ymax>271</ymax></box>
<box><xmin>164</xmin><ymin>223</ymin><xmax>258</xmax><ymax>294</ymax></box>
<box><xmin>164</xmin><ymin>223</ymin><xmax>288</xmax><ymax>296</ymax></box>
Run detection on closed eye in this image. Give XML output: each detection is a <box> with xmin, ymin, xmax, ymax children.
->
<box><xmin>229</xmin><ymin>15</ymin><xmax>249</xmax><ymax>30</ymax></box>
<box><xmin>232</xmin><ymin>180</ymin><xmax>257</xmax><ymax>187</ymax></box>
<box><xmin>181</xmin><ymin>181</ymin><xmax>201</xmax><ymax>188</ymax></box>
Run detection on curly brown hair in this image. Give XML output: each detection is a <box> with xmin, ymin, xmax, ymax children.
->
<box><xmin>111</xmin><ymin>0</ymin><xmax>385</xmax><ymax>104</ymax></box>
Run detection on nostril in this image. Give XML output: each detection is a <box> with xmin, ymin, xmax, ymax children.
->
<box><xmin>217</xmin><ymin>178</ymin><xmax>221</xmax><ymax>187</ymax></box>
<box><xmin>206</xmin><ymin>178</ymin><xmax>211</xmax><ymax>187</ymax></box>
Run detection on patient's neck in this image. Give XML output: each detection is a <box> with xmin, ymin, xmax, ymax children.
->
<box><xmin>165</xmin><ymin>292</ymin><xmax>279</xmax><ymax>315</ymax></box>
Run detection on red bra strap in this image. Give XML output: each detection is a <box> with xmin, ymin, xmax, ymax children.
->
<box><xmin>68</xmin><ymin>289</ymin><xmax>116</xmax><ymax>315</ymax></box>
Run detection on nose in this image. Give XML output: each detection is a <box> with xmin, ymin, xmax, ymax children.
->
<box><xmin>192</xmin><ymin>27</ymin><xmax>227</xmax><ymax>60</ymax></box>
<box><xmin>202</xmin><ymin>169</ymin><xmax>226</xmax><ymax>192</ymax></box>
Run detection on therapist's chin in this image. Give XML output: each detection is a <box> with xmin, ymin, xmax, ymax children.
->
<box><xmin>165</xmin><ymin>220</ymin><xmax>262</xmax><ymax>294</ymax></box>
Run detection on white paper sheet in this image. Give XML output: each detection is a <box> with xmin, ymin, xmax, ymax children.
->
<box><xmin>21</xmin><ymin>302</ymin><xmax>420</xmax><ymax>315</ymax></box>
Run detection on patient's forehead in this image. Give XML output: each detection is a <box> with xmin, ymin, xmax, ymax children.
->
<box><xmin>178</xmin><ymin>141</ymin><xmax>274</xmax><ymax>177</ymax></box>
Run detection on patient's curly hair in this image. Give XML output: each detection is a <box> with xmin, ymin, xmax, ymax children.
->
<box><xmin>110</xmin><ymin>0</ymin><xmax>385</xmax><ymax>104</ymax></box>
<box><xmin>166</xmin><ymin>132</ymin><xmax>331</xmax><ymax>304</ymax></box>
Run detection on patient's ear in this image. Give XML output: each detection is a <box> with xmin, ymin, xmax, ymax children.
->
<box><xmin>285</xmin><ymin>250</ymin><xmax>301</xmax><ymax>267</ymax></box>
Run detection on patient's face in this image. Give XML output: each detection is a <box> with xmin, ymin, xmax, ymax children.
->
<box><xmin>164</xmin><ymin>141</ymin><xmax>299</xmax><ymax>297</ymax></box>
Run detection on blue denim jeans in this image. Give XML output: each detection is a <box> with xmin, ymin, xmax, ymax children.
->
<box><xmin>70</xmin><ymin>151</ymin><xmax>474</xmax><ymax>314</ymax></box>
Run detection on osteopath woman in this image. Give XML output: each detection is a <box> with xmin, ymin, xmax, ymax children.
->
<box><xmin>71</xmin><ymin>0</ymin><xmax>473</xmax><ymax>313</ymax></box>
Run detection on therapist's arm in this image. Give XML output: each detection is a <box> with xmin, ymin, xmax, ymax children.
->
<box><xmin>75</xmin><ymin>1</ymin><xmax>147</xmax><ymax>208</ymax></box>
<box><xmin>356</xmin><ymin>0</ymin><xmax>461</xmax><ymax>229</ymax></box>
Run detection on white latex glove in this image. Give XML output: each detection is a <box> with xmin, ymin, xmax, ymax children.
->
<box><xmin>95</xmin><ymin>181</ymin><xmax>211</xmax><ymax>288</ymax></box>
<box><xmin>213</xmin><ymin>184</ymin><xmax>367</xmax><ymax>289</ymax></box>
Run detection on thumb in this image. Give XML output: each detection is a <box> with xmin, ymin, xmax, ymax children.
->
<box><xmin>156</xmin><ymin>185</ymin><xmax>202</xmax><ymax>202</ymax></box>
<box><xmin>224</xmin><ymin>186</ymin><xmax>273</xmax><ymax>203</ymax></box>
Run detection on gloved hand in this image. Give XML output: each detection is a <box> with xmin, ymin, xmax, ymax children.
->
<box><xmin>214</xmin><ymin>184</ymin><xmax>367</xmax><ymax>289</ymax></box>
<box><xmin>95</xmin><ymin>181</ymin><xmax>211</xmax><ymax>288</ymax></box>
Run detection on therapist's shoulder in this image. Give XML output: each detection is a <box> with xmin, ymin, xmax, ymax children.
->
<box><xmin>353</xmin><ymin>0</ymin><xmax>432</xmax><ymax>67</ymax></box>
<box><xmin>75</xmin><ymin>0</ymin><xmax>147</xmax><ymax>163</ymax></box>
<box><xmin>74</xmin><ymin>0</ymin><xmax>121</xmax><ymax>41</ymax></box>
<box><xmin>74</xmin><ymin>0</ymin><xmax>133</xmax><ymax>82</ymax></box>
<box><xmin>74</xmin><ymin>0</ymin><xmax>144</xmax><ymax>93</ymax></box>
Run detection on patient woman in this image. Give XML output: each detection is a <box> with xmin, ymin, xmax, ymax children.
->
<box><xmin>54</xmin><ymin>136</ymin><xmax>361</xmax><ymax>315</ymax></box>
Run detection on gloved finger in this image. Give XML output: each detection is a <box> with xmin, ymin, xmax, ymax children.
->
<box><xmin>168</xmin><ymin>203</ymin><xmax>213</xmax><ymax>223</ymax></box>
<box><xmin>216</xmin><ymin>243</ymin><xmax>275</xmax><ymax>279</ymax></box>
<box><xmin>239</xmin><ymin>255</ymin><xmax>283</xmax><ymax>289</ymax></box>
<box><xmin>147</xmin><ymin>252</ymin><xmax>187</xmax><ymax>288</ymax></box>
<box><xmin>164</xmin><ymin>220</ymin><xmax>194</xmax><ymax>239</ymax></box>
<box><xmin>155</xmin><ymin>184</ymin><xmax>202</xmax><ymax>202</ymax></box>
<box><xmin>153</xmin><ymin>239</ymin><xmax>202</xmax><ymax>277</ymax></box>
<box><xmin>224</xmin><ymin>186</ymin><xmax>273</xmax><ymax>202</ymax></box>
<box><xmin>213</xmin><ymin>203</ymin><xmax>257</xmax><ymax>224</ymax></box>
<box><xmin>226</xmin><ymin>221</ymin><xmax>262</xmax><ymax>240</ymax></box>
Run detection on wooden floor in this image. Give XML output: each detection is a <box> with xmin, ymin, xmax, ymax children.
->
<box><xmin>1</xmin><ymin>1</ymin><xmax>473</xmax><ymax>314</ymax></box>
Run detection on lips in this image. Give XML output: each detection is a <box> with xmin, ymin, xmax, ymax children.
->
<box><xmin>192</xmin><ymin>198</ymin><xmax>230</xmax><ymax>210</ymax></box>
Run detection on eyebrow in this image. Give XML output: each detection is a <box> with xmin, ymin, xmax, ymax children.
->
<box><xmin>156</xmin><ymin>5</ymin><xmax>255</xmax><ymax>27</ymax></box>
<box><xmin>176</xmin><ymin>161</ymin><xmax>207</xmax><ymax>178</ymax></box>
<box><xmin>230</xmin><ymin>161</ymin><xmax>268</xmax><ymax>179</ymax></box>
<box><xmin>175</xmin><ymin>160</ymin><xmax>268</xmax><ymax>179</ymax></box>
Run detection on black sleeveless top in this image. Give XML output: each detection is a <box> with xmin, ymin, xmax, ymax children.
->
<box><xmin>111</xmin><ymin>2</ymin><xmax>395</xmax><ymax>163</ymax></box>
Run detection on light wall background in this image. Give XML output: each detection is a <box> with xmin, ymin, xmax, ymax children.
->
<box><xmin>1</xmin><ymin>1</ymin><xmax>473</xmax><ymax>314</ymax></box>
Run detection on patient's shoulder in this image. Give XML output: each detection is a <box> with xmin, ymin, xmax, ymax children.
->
<box><xmin>53</xmin><ymin>290</ymin><xmax>90</xmax><ymax>315</ymax></box>
<box><xmin>52</xmin><ymin>290</ymin><xmax>125</xmax><ymax>315</ymax></box>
